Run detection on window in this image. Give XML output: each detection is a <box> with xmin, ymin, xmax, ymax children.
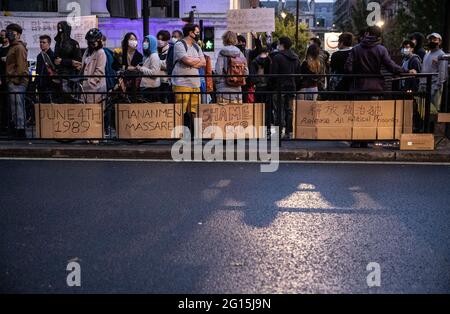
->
<box><xmin>0</xmin><ymin>0</ymin><xmax>57</xmax><ymax>12</ymax></box>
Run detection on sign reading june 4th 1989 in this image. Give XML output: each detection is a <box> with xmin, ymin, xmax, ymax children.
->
<box><xmin>227</xmin><ymin>8</ymin><xmax>275</xmax><ymax>33</ymax></box>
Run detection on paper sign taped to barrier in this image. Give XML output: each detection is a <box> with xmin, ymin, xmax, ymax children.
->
<box><xmin>35</xmin><ymin>103</ymin><xmax>103</xmax><ymax>139</ymax></box>
<box><xmin>198</xmin><ymin>103</ymin><xmax>265</xmax><ymax>139</ymax></box>
<box><xmin>115</xmin><ymin>103</ymin><xmax>183</xmax><ymax>139</ymax></box>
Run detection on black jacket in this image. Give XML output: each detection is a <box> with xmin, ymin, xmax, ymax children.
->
<box><xmin>249</xmin><ymin>56</ymin><xmax>271</xmax><ymax>89</ymax></box>
<box><xmin>36</xmin><ymin>48</ymin><xmax>56</xmax><ymax>89</ymax></box>
<box><xmin>270</xmin><ymin>49</ymin><xmax>301</xmax><ymax>91</ymax></box>
<box><xmin>54</xmin><ymin>21</ymin><xmax>82</xmax><ymax>76</ymax></box>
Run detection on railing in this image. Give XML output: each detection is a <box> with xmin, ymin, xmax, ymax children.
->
<box><xmin>0</xmin><ymin>73</ymin><xmax>440</xmax><ymax>144</ymax></box>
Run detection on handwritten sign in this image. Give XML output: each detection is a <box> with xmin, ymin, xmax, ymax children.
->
<box><xmin>294</xmin><ymin>100</ymin><xmax>413</xmax><ymax>140</ymax></box>
<box><xmin>36</xmin><ymin>103</ymin><xmax>103</xmax><ymax>139</ymax></box>
<box><xmin>227</xmin><ymin>8</ymin><xmax>275</xmax><ymax>33</ymax></box>
<box><xmin>324</xmin><ymin>33</ymin><xmax>342</xmax><ymax>54</ymax></box>
<box><xmin>115</xmin><ymin>103</ymin><xmax>183</xmax><ymax>139</ymax></box>
<box><xmin>0</xmin><ymin>16</ymin><xmax>97</xmax><ymax>61</ymax></box>
<box><xmin>198</xmin><ymin>103</ymin><xmax>265</xmax><ymax>139</ymax></box>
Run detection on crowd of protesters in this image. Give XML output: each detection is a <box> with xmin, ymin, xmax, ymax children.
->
<box><xmin>0</xmin><ymin>21</ymin><xmax>448</xmax><ymax>140</ymax></box>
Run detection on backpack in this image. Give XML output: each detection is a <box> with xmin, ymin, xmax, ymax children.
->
<box><xmin>167</xmin><ymin>39</ymin><xmax>200</xmax><ymax>75</ymax></box>
<box><xmin>224</xmin><ymin>53</ymin><xmax>247</xmax><ymax>87</ymax></box>
<box><xmin>103</xmin><ymin>48</ymin><xmax>117</xmax><ymax>91</ymax></box>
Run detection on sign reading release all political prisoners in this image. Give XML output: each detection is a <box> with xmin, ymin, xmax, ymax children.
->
<box><xmin>227</xmin><ymin>8</ymin><xmax>275</xmax><ymax>33</ymax></box>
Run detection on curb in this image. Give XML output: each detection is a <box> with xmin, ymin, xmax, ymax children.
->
<box><xmin>1</xmin><ymin>144</ymin><xmax>449</xmax><ymax>162</ymax></box>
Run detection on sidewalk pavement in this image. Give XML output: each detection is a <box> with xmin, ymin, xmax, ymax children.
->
<box><xmin>0</xmin><ymin>138</ymin><xmax>449</xmax><ymax>162</ymax></box>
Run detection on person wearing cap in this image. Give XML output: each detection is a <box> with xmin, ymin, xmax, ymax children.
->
<box><xmin>421</xmin><ymin>33</ymin><xmax>448</xmax><ymax>117</ymax></box>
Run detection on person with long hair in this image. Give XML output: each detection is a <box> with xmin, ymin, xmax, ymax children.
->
<box><xmin>298</xmin><ymin>44</ymin><xmax>323</xmax><ymax>101</ymax></box>
<box><xmin>121</xmin><ymin>32</ymin><xmax>143</xmax><ymax>70</ymax></box>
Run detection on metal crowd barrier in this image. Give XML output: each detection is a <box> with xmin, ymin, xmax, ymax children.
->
<box><xmin>0</xmin><ymin>73</ymin><xmax>439</xmax><ymax>144</ymax></box>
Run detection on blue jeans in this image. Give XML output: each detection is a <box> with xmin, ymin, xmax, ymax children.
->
<box><xmin>8</xmin><ymin>83</ymin><xmax>27</xmax><ymax>130</ymax></box>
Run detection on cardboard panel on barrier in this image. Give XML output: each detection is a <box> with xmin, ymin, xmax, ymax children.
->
<box><xmin>35</xmin><ymin>103</ymin><xmax>103</xmax><ymax>139</ymax></box>
<box><xmin>295</xmin><ymin>100</ymin><xmax>353</xmax><ymax>140</ymax></box>
<box><xmin>115</xmin><ymin>103</ymin><xmax>183</xmax><ymax>139</ymax></box>
<box><xmin>294</xmin><ymin>100</ymin><xmax>413</xmax><ymax>140</ymax></box>
<box><xmin>197</xmin><ymin>103</ymin><xmax>265</xmax><ymax>139</ymax></box>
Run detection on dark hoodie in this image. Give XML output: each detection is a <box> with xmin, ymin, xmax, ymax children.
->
<box><xmin>54</xmin><ymin>21</ymin><xmax>82</xmax><ymax>75</ymax></box>
<box><xmin>344</xmin><ymin>35</ymin><xmax>405</xmax><ymax>91</ymax></box>
<box><xmin>270</xmin><ymin>49</ymin><xmax>301</xmax><ymax>91</ymax></box>
<box><xmin>249</xmin><ymin>55</ymin><xmax>271</xmax><ymax>88</ymax></box>
<box><xmin>410</xmin><ymin>32</ymin><xmax>426</xmax><ymax>61</ymax></box>
<box><xmin>6</xmin><ymin>38</ymin><xmax>28</xmax><ymax>85</ymax></box>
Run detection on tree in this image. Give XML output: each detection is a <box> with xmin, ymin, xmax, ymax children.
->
<box><xmin>272</xmin><ymin>12</ymin><xmax>311</xmax><ymax>61</ymax></box>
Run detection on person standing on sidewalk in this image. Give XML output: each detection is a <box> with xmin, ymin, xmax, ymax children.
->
<box><xmin>5</xmin><ymin>24</ymin><xmax>28</xmax><ymax>138</ymax></box>
<box><xmin>344</xmin><ymin>26</ymin><xmax>416</xmax><ymax>148</ymax></box>
<box><xmin>36</xmin><ymin>35</ymin><xmax>56</xmax><ymax>103</ymax></box>
<box><xmin>420</xmin><ymin>33</ymin><xmax>448</xmax><ymax>118</ymax></box>
<box><xmin>171</xmin><ymin>24</ymin><xmax>206</xmax><ymax>130</ymax></box>
<box><xmin>0</xmin><ymin>29</ymin><xmax>10</xmax><ymax>134</ymax></box>
<box><xmin>270</xmin><ymin>36</ymin><xmax>301</xmax><ymax>139</ymax></box>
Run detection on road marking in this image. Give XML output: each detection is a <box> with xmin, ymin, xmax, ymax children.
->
<box><xmin>1</xmin><ymin>157</ymin><xmax>450</xmax><ymax>166</ymax></box>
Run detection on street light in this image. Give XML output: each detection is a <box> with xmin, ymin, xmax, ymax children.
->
<box><xmin>376</xmin><ymin>20</ymin><xmax>385</xmax><ymax>28</ymax></box>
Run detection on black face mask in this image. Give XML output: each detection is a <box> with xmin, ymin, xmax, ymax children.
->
<box><xmin>192</xmin><ymin>33</ymin><xmax>200</xmax><ymax>42</ymax></box>
<box><xmin>428</xmin><ymin>41</ymin><xmax>439</xmax><ymax>49</ymax></box>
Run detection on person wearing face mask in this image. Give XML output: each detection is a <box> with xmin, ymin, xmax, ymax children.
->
<box><xmin>399</xmin><ymin>40</ymin><xmax>422</xmax><ymax>92</ymax></box>
<box><xmin>120</xmin><ymin>32</ymin><xmax>143</xmax><ymax>100</ymax></box>
<box><xmin>121</xmin><ymin>32</ymin><xmax>143</xmax><ymax>70</ymax></box>
<box><xmin>132</xmin><ymin>35</ymin><xmax>161</xmax><ymax>102</ymax></box>
<box><xmin>421</xmin><ymin>33</ymin><xmax>448</xmax><ymax>117</ymax></box>
<box><xmin>409</xmin><ymin>32</ymin><xmax>426</xmax><ymax>62</ymax></box>
<box><xmin>5</xmin><ymin>24</ymin><xmax>28</xmax><ymax>138</ymax></box>
<box><xmin>156</xmin><ymin>30</ymin><xmax>172</xmax><ymax>103</ymax></box>
<box><xmin>53</xmin><ymin>21</ymin><xmax>82</xmax><ymax>98</ymax></box>
<box><xmin>171</xmin><ymin>30</ymin><xmax>183</xmax><ymax>43</ymax></box>
<box><xmin>79</xmin><ymin>28</ymin><xmax>107</xmax><ymax>104</ymax></box>
<box><xmin>172</xmin><ymin>24</ymin><xmax>206</xmax><ymax>129</ymax></box>
<box><xmin>0</xmin><ymin>29</ymin><xmax>10</xmax><ymax>134</ymax></box>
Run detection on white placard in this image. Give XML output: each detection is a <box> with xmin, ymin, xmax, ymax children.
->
<box><xmin>324</xmin><ymin>32</ymin><xmax>342</xmax><ymax>54</ymax></box>
<box><xmin>227</xmin><ymin>8</ymin><xmax>275</xmax><ymax>33</ymax></box>
<box><xmin>0</xmin><ymin>16</ymin><xmax>98</xmax><ymax>61</ymax></box>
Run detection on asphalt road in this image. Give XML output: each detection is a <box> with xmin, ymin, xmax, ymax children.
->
<box><xmin>1</xmin><ymin>160</ymin><xmax>449</xmax><ymax>293</ymax></box>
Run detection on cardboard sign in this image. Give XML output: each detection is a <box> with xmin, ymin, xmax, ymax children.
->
<box><xmin>294</xmin><ymin>100</ymin><xmax>413</xmax><ymax>140</ymax></box>
<box><xmin>198</xmin><ymin>103</ymin><xmax>265</xmax><ymax>139</ymax></box>
<box><xmin>115</xmin><ymin>103</ymin><xmax>183</xmax><ymax>139</ymax></box>
<box><xmin>0</xmin><ymin>16</ymin><xmax>97</xmax><ymax>61</ymax></box>
<box><xmin>35</xmin><ymin>103</ymin><xmax>103</xmax><ymax>139</ymax></box>
<box><xmin>400</xmin><ymin>134</ymin><xmax>435</xmax><ymax>151</ymax></box>
<box><xmin>227</xmin><ymin>8</ymin><xmax>275</xmax><ymax>33</ymax></box>
<box><xmin>438</xmin><ymin>113</ymin><xmax>450</xmax><ymax>123</ymax></box>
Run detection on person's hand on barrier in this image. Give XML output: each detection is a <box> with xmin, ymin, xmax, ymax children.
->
<box><xmin>127</xmin><ymin>66</ymin><xmax>136</xmax><ymax>71</ymax></box>
<box><xmin>409</xmin><ymin>69</ymin><xmax>417</xmax><ymax>74</ymax></box>
<box><xmin>54</xmin><ymin>58</ymin><xmax>62</xmax><ymax>65</ymax></box>
<box><xmin>0</xmin><ymin>56</ymin><xmax>6</xmax><ymax>62</ymax></box>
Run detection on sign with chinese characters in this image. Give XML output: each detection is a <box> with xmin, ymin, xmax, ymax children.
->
<box><xmin>0</xmin><ymin>16</ymin><xmax>98</xmax><ymax>61</ymax></box>
<box><xmin>227</xmin><ymin>8</ymin><xmax>275</xmax><ymax>33</ymax></box>
<box><xmin>294</xmin><ymin>100</ymin><xmax>413</xmax><ymax>140</ymax></box>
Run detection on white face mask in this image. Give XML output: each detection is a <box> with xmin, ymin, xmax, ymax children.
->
<box><xmin>401</xmin><ymin>48</ymin><xmax>412</xmax><ymax>57</ymax></box>
<box><xmin>128</xmin><ymin>40</ymin><xmax>138</xmax><ymax>49</ymax></box>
